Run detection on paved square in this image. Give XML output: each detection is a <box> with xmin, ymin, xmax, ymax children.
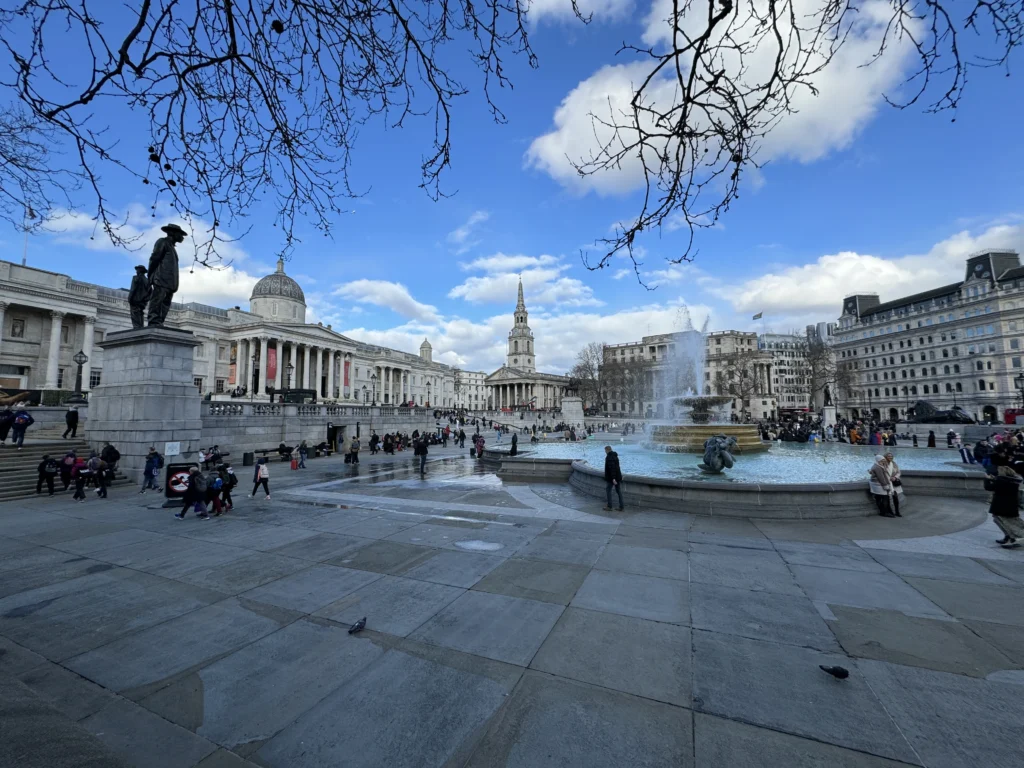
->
<box><xmin>571</xmin><ymin>569</ymin><xmax>689</xmax><ymax>624</ymax></box>
<box><xmin>472</xmin><ymin>557</ymin><xmax>590</xmax><ymax>605</ymax></box>
<box><xmin>317</xmin><ymin>575</ymin><xmax>464</xmax><ymax>636</ymax></box>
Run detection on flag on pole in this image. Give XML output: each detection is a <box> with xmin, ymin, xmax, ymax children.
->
<box><xmin>752</xmin><ymin>312</ymin><xmax>763</xmax><ymax>320</ymax></box>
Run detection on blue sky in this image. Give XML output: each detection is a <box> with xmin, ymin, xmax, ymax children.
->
<box><xmin>4</xmin><ymin>1</ymin><xmax>1023</xmax><ymax>374</ymax></box>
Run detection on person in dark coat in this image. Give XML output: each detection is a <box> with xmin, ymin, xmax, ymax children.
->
<box><xmin>10</xmin><ymin>407</ymin><xmax>34</xmax><ymax>450</ymax></box>
<box><xmin>414</xmin><ymin>436</ymin><xmax>428</xmax><ymax>474</ymax></box>
<box><xmin>63</xmin><ymin>406</ymin><xmax>80</xmax><ymax>439</ymax></box>
<box><xmin>603</xmin><ymin>445</ymin><xmax>624</xmax><ymax>511</ymax></box>
<box><xmin>147</xmin><ymin>223</ymin><xmax>186</xmax><ymax>327</ymax></box>
<box><xmin>987</xmin><ymin>455</ymin><xmax>1023</xmax><ymax>547</ymax></box>
<box><xmin>60</xmin><ymin>451</ymin><xmax>76</xmax><ymax>490</ymax></box>
<box><xmin>927</xmin><ymin>430</ymin><xmax>936</xmax><ymax>448</ymax></box>
<box><xmin>0</xmin><ymin>406</ymin><xmax>13</xmax><ymax>445</ymax></box>
<box><xmin>36</xmin><ymin>455</ymin><xmax>58</xmax><ymax>495</ymax></box>
<box><xmin>510</xmin><ymin>433</ymin><xmax>518</xmax><ymax>456</ymax></box>
<box><xmin>127</xmin><ymin>265</ymin><xmax>151</xmax><ymax>329</ymax></box>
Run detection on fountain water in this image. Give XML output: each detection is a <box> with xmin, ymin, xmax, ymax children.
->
<box><xmin>645</xmin><ymin>306</ymin><xmax>767</xmax><ymax>455</ymax></box>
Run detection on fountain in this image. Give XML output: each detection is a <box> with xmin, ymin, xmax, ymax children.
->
<box><xmin>645</xmin><ymin>307</ymin><xmax>767</xmax><ymax>455</ymax></box>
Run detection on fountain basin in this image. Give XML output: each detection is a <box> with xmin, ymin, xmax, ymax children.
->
<box><xmin>649</xmin><ymin>424</ymin><xmax>768</xmax><ymax>454</ymax></box>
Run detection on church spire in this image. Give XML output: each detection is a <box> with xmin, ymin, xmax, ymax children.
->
<box><xmin>516</xmin><ymin>277</ymin><xmax>525</xmax><ymax>312</ymax></box>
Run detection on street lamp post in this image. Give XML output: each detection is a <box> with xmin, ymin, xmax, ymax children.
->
<box><xmin>68</xmin><ymin>350</ymin><xmax>88</xmax><ymax>404</ymax></box>
<box><xmin>426</xmin><ymin>381</ymin><xmax>431</xmax><ymax>408</ymax></box>
<box><xmin>1015</xmin><ymin>373</ymin><xmax>1024</xmax><ymax>408</ymax></box>
<box><xmin>285</xmin><ymin>362</ymin><xmax>294</xmax><ymax>390</ymax></box>
<box><xmin>370</xmin><ymin>373</ymin><xmax>377</xmax><ymax>406</ymax></box>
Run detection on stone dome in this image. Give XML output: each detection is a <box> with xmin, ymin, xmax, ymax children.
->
<box><xmin>251</xmin><ymin>258</ymin><xmax>305</xmax><ymax>303</ymax></box>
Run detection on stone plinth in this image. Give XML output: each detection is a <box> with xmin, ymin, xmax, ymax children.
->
<box><xmin>560</xmin><ymin>397</ymin><xmax>585</xmax><ymax>427</ymax></box>
<box><xmin>88</xmin><ymin>328</ymin><xmax>203</xmax><ymax>483</ymax></box>
<box><xmin>822</xmin><ymin>405</ymin><xmax>837</xmax><ymax>427</ymax></box>
<box><xmin>648</xmin><ymin>423</ymin><xmax>768</xmax><ymax>454</ymax></box>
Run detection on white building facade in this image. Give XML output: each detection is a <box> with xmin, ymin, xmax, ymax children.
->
<box><xmin>454</xmin><ymin>370</ymin><xmax>488</xmax><ymax>410</ymax></box>
<box><xmin>834</xmin><ymin>249</ymin><xmax>1024</xmax><ymax>423</ymax></box>
<box><xmin>0</xmin><ymin>258</ymin><xmax>455</xmax><ymax>407</ymax></box>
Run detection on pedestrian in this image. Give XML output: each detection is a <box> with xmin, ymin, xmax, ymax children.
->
<box><xmin>927</xmin><ymin>430</ymin><xmax>936</xmax><ymax>448</ymax></box>
<box><xmin>510</xmin><ymin>432</ymin><xmax>518</xmax><ymax>456</ymax></box>
<box><xmin>140</xmin><ymin>448</ymin><xmax>162</xmax><ymax>493</ymax></box>
<box><xmin>415</xmin><ymin>436</ymin><xmax>428</xmax><ymax>474</ymax></box>
<box><xmin>63</xmin><ymin>405</ymin><xmax>80</xmax><ymax>439</ymax></box>
<box><xmin>342</xmin><ymin>432</ymin><xmax>352</xmax><ymax>464</ymax></box>
<box><xmin>250</xmin><ymin>458</ymin><xmax>270</xmax><ymax>499</ymax></box>
<box><xmin>219</xmin><ymin>464</ymin><xmax>237</xmax><ymax>510</ymax></box>
<box><xmin>474</xmin><ymin>434</ymin><xmax>485</xmax><ymax>459</ymax></box>
<box><xmin>458</xmin><ymin>428</ymin><xmax>466</xmax><ymax>449</ymax></box>
<box><xmin>956</xmin><ymin>435</ymin><xmax>976</xmax><ymax>464</ymax></box>
<box><xmin>986</xmin><ymin>454</ymin><xmax>1024</xmax><ymax>547</ymax></box>
<box><xmin>175</xmin><ymin>467</ymin><xmax>209</xmax><ymax>519</ymax></box>
<box><xmin>59</xmin><ymin>451</ymin><xmax>76</xmax><ymax>490</ymax></box>
<box><xmin>946</xmin><ymin>429</ymin><xmax>956</xmax><ymax>448</ymax></box>
<box><xmin>370</xmin><ymin>432</ymin><xmax>380</xmax><ymax>455</ymax></box>
<box><xmin>10</xmin><ymin>406</ymin><xmax>34</xmax><ymax>450</ymax></box>
<box><xmin>298</xmin><ymin>440</ymin><xmax>308</xmax><ymax>469</ymax></box>
<box><xmin>0</xmin><ymin>405</ymin><xmax>13</xmax><ymax>445</ymax></box>
<box><xmin>71</xmin><ymin>456</ymin><xmax>91</xmax><ymax>501</ymax></box>
<box><xmin>350</xmin><ymin>437</ymin><xmax>360</xmax><ymax>464</ymax></box>
<box><xmin>869</xmin><ymin>455</ymin><xmax>896</xmax><ymax>517</ymax></box>
<box><xmin>100</xmin><ymin>442</ymin><xmax>121</xmax><ymax>471</ymax></box>
<box><xmin>882</xmin><ymin>452</ymin><xmax>903</xmax><ymax>517</ymax></box>
<box><xmin>383</xmin><ymin>433</ymin><xmax>394</xmax><ymax>455</ymax></box>
<box><xmin>603</xmin><ymin>445</ymin><xmax>624</xmax><ymax>511</ymax></box>
<box><xmin>87</xmin><ymin>453</ymin><xmax>109</xmax><ymax>498</ymax></box>
<box><xmin>36</xmin><ymin>454</ymin><xmax>58</xmax><ymax>496</ymax></box>
<box><xmin>205</xmin><ymin>470</ymin><xmax>224</xmax><ymax>516</ymax></box>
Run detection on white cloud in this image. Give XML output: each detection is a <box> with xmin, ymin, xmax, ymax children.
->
<box><xmin>526</xmin><ymin>0</ymin><xmax>634</xmax><ymax>22</ymax></box>
<box><xmin>446</xmin><ymin>210</ymin><xmax>489</xmax><ymax>254</ymax></box>
<box><xmin>460</xmin><ymin>253</ymin><xmax>560</xmax><ymax>273</ymax></box>
<box><xmin>528</xmin><ymin>0</ymin><xmax>916</xmax><ymax>194</ymax></box>
<box><xmin>449</xmin><ymin>260</ymin><xmax>602</xmax><ymax>308</ymax></box>
<box><xmin>334</xmin><ymin>279</ymin><xmax>441</xmax><ymax>323</ymax></box>
<box><xmin>176</xmin><ymin>265</ymin><xmax>259</xmax><ymax>308</ymax></box>
<box><xmin>710</xmin><ymin>223</ymin><xmax>1024</xmax><ymax>325</ymax></box>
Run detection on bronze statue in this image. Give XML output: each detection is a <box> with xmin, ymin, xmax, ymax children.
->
<box><xmin>146</xmin><ymin>223</ymin><xmax>186</xmax><ymax>327</ymax></box>
<box><xmin>127</xmin><ymin>265</ymin><xmax>151</xmax><ymax>329</ymax></box>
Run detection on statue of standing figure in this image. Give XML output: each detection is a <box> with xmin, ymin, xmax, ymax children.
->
<box><xmin>127</xmin><ymin>265</ymin><xmax>151</xmax><ymax>329</ymax></box>
<box><xmin>145</xmin><ymin>223</ymin><xmax>187</xmax><ymax>327</ymax></box>
<box><xmin>699</xmin><ymin>434</ymin><xmax>738</xmax><ymax>474</ymax></box>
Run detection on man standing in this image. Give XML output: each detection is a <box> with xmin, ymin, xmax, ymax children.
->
<box><xmin>415</xmin><ymin>435</ymin><xmax>428</xmax><ymax>474</ymax></box>
<box><xmin>63</xmin><ymin>405</ymin><xmax>79</xmax><ymax>439</ymax></box>
<box><xmin>147</xmin><ymin>223</ymin><xmax>187</xmax><ymax>327</ymax></box>
<box><xmin>140</xmin><ymin>447</ymin><xmax>162</xmax><ymax>493</ymax></box>
<box><xmin>10</xmin><ymin>406</ymin><xmax>34</xmax><ymax>450</ymax></box>
<box><xmin>36</xmin><ymin>455</ymin><xmax>58</xmax><ymax>495</ymax></box>
<box><xmin>603</xmin><ymin>445</ymin><xmax>624</xmax><ymax>512</ymax></box>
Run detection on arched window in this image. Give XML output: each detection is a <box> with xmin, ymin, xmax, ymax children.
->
<box><xmin>921</xmin><ymin>368</ymin><xmax>928</xmax><ymax>376</ymax></box>
<box><xmin>954</xmin><ymin>364</ymin><xmax>960</xmax><ymax>373</ymax></box>
<box><xmin>944</xmin><ymin>365</ymin><xmax>950</xmax><ymax>374</ymax></box>
<box><xmin>514</xmin><ymin>341</ymin><xmax>518</xmax><ymax>352</ymax></box>
<box><xmin>956</xmin><ymin>382</ymin><xmax>962</xmax><ymax>392</ymax></box>
<box><xmin>931</xmin><ymin>367</ymin><xmax>937</xmax><ymax>376</ymax></box>
<box><xmin>978</xmin><ymin>379</ymin><xmax>986</xmax><ymax>391</ymax></box>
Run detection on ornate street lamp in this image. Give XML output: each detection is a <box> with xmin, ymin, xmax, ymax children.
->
<box><xmin>285</xmin><ymin>362</ymin><xmax>294</xmax><ymax>390</ymax></box>
<box><xmin>68</xmin><ymin>350</ymin><xmax>89</xmax><ymax>404</ymax></box>
<box><xmin>362</xmin><ymin>385</ymin><xmax>368</xmax><ymax>403</ymax></box>
<box><xmin>426</xmin><ymin>381</ymin><xmax>431</xmax><ymax>408</ymax></box>
<box><xmin>370</xmin><ymin>373</ymin><xmax>378</xmax><ymax>406</ymax></box>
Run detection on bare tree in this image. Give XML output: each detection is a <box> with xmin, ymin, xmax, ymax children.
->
<box><xmin>569</xmin><ymin>342</ymin><xmax>604</xmax><ymax>408</ymax></box>
<box><xmin>578</xmin><ymin>0</ymin><xmax>1023</xmax><ymax>281</ymax></box>
<box><xmin>711</xmin><ymin>346</ymin><xmax>764</xmax><ymax>415</ymax></box>
<box><xmin>603</xmin><ymin>356</ymin><xmax>654</xmax><ymax>415</ymax></box>
<box><xmin>0</xmin><ymin>0</ymin><xmax>565</xmax><ymax>261</ymax></box>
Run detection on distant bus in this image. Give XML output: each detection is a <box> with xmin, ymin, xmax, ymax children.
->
<box><xmin>1003</xmin><ymin>408</ymin><xmax>1024</xmax><ymax>425</ymax></box>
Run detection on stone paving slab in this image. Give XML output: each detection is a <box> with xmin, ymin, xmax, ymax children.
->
<box><xmin>978</xmin><ymin>558</ymin><xmax>1024</xmax><ymax>584</ymax></box>
<box><xmin>264</xmin><ymin>531</ymin><xmax>374</xmax><ymax>562</ymax></box>
<box><xmin>333</xmin><ymin>515</ymin><xmax>422</xmax><ymax>539</ymax></box>
<box><xmin>241</xmin><ymin>564</ymin><xmax>381</xmax><ymax>614</ymax></box>
<box><xmin>827</xmin><ymin>605</ymin><xmax>1018</xmax><ymax>677</ymax></box>
<box><xmin>471</xmin><ymin>558</ymin><xmax>590</xmax><ymax>605</ymax></box>
<box><xmin>690</xmin><ymin>582</ymin><xmax>840</xmax><ymax>652</ymax></box>
<box><xmin>0</xmin><ymin>553</ymin><xmax>116</xmax><ymax>600</ymax></box>
<box><xmin>514</xmin><ymin>530</ymin><xmax>609</xmax><ymax>566</ymax></box>
<box><xmin>82</xmin><ymin>698</ymin><xmax>218</xmax><ymax>768</ymax></box>
<box><xmin>611</xmin><ymin>525</ymin><xmax>689</xmax><ymax>551</ymax></box>
<box><xmin>903</xmin><ymin>577</ymin><xmax>1024</xmax><ymax>626</ymax></box>
<box><xmin>316</xmin><ymin>575</ymin><xmax>464</xmax><ymax>636</ymax></box>
<box><xmin>465</xmin><ymin>671</ymin><xmax>693</xmax><ymax>767</ymax></box>
<box><xmin>691</xmin><ymin>630</ymin><xmax>920</xmax><ymax>764</ymax></box>
<box><xmin>66</xmin><ymin>598</ymin><xmax>291</xmax><ymax>694</ymax></box>
<box><xmin>775</xmin><ymin>541</ymin><xmax>890</xmax><ymax>572</ymax></box>
<box><xmin>90</xmin><ymin>536</ymin><xmax>252</xmax><ymax>580</ymax></box>
<box><xmin>530</xmin><ymin>607</ymin><xmax>691</xmax><ymax>706</ymax></box>
<box><xmin>693</xmin><ymin>712</ymin><xmax>919</xmax><ymax>767</ymax></box>
<box><xmin>594</xmin><ymin>543</ymin><xmax>688</xmax><ymax>580</ymax></box>
<box><xmin>325</xmin><ymin>539</ymin><xmax>438</xmax><ymax>575</ymax></box>
<box><xmin>256</xmin><ymin>646</ymin><xmax>519</xmax><ymax>768</ymax></box>
<box><xmin>690</xmin><ymin>548</ymin><xmax>803</xmax><ymax>596</ymax></box>
<box><xmin>571</xmin><ymin>569</ymin><xmax>689</xmax><ymax>624</ymax></box>
<box><xmin>141</xmin><ymin>619</ymin><xmax>384</xmax><ymax>753</ymax></box>
<box><xmin>791</xmin><ymin>565</ymin><xmax>949</xmax><ymax>619</ymax></box>
<box><xmin>17</xmin><ymin>659</ymin><xmax>118</xmax><ymax>721</ymax></box>
<box><xmin>864</xmin><ymin>548</ymin><xmax>1017</xmax><ymax>585</ymax></box>
<box><xmin>176</xmin><ymin>553</ymin><xmax>311</xmax><ymax>595</ymax></box>
<box><xmin>962</xmin><ymin>619</ymin><xmax>1024</xmax><ymax>665</ymax></box>
<box><xmin>401</xmin><ymin>550</ymin><xmax>505</xmax><ymax>588</ymax></box>
<box><xmin>860</xmin><ymin>659</ymin><xmax>1024</xmax><ymax>768</ymax></box>
<box><xmin>0</xmin><ymin>569</ymin><xmax>224</xmax><ymax>661</ymax></box>
<box><xmin>410</xmin><ymin>590</ymin><xmax>564</xmax><ymax>666</ymax></box>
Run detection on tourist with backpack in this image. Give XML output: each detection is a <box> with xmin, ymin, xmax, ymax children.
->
<box><xmin>205</xmin><ymin>470</ymin><xmax>224</xmax><ymax>516</ymax></box>
<box><xmin>71</xmin><ymin>456</ymin><xmax>91</xmax><ymax>502</ymax></box>
<box><xmin>11</xmin><ymin>407</ymin><xmax>34</xmax><ymax>450</ymax></box>
<box><xmin>298</xmin><ymin>440</ymin><xmax>308</xmax><ymax>469</ymax></box>
<box><xmin>36</xmin><ymin>455</ymin><xmax>58</xmax><ymax>495</ymax></box>
<box><xmin>86</xmin><ymin>453</ymin><xmax>109</xmax><ymax>498</ymax></box>
<box><xmin>63</xmin><ymin>406</ymin><xmax>80</xmax><ymax>439</ymax></box>
<box><xmin>218</xmin><ymin>464</ymin><xmax>237</xmax><ymax>510</ymax></box>
<box><xmin>140</xmin><ymin>448</ymin><xmax>163</xmax><ymax>493</ymax></box>
<box><xmin>250</xmin><ymin>458</ymin><xmax>270</xmax><ymax>499</ymax></box>
<box><xmin>175</xmin><ymin>467</ymin><xmax>209</xmax><ymax>519</ymax></box>
<box><xmin>60</xmin><ymin>451</ymin><xmax>76</xmax><ymax>491</ymax></box>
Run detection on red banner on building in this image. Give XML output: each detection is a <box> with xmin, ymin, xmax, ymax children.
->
<box><xmin>267</xmin><ymin>348</ymin><xmax>278</xmax><ymax>383</ymax></box>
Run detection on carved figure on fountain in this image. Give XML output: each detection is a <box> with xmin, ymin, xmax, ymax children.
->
<box><xmin>699</xmin><ymin>435</ymin><xmax>738</xmax><ymax>474</ymax></box>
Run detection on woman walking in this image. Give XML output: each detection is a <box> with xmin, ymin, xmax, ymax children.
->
<box><xmin>250</xmin><ymin>458</ymin><xmax>270</xmax><ymax>499</ymax></box>
<box><xmin>987</xmin><ymin>454</ymin><xmax>1023</xmax><ymax>547</ymax></box>
<box><xmin>298</xmin><ymin>440</ymin><xmax>308</xmax><ymax>469</ymax></box>
<box><xmin>869</xmin><ymin>455</ymin><xmax>897</xmax><ymax>517</ymax></box>
<box><xmin>71</xmin><ymin>456</ymin><xmax>90</xmax><ymax>502</ymax></box>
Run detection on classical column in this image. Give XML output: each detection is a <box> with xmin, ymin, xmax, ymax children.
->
<box><xmin>302</xmin><ymin>345</ymin><xmax>311</xmax><ymax>389</ymax></box>
<box><xmin>273</xmin><ymin>339</ymin><xmax>283</xmax><ymax>392</ymax></box>
<box><xmin>81</xmin><ymin>316</ymin><xmax>96</xmax><ymax>391</ymax></box>
<box><xmin>326</xmin><ymin>349</ymin><xmax>336</xmax><ymax>400</ymax></box>
<box><xmin>236</xmin><ymin>338</ymin><xmax>247</xmax><ymax>389</ymax></box>
<box><xmin>385</xmin><ymin>367</ymin><xmax>392</xmax><ymax>404</ymax></box>
<box><xmin>258</xmin><ymin>336</ymin><xmax>269</xmax><ymax>395</ymax></box>
<box><xmin>45</xmin><ymin>310</ymin><xmax>64</xmax><ymax>388</ymax></box>
<box><xmin>0</xmin><ymin>302</ymin><xmax>6</xmax><ymax>361</ymax></box>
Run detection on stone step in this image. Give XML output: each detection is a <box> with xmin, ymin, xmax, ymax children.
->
<box><xmin>0</xmin><ymin>475</ymin><xmax>133</xmax><ymax>502</ymax></box>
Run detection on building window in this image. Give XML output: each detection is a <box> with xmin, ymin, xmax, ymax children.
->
<box><xmin>89</xmin><ymin>370</ymin><xmax>102</xmax><ymax>388</ymax></box>
<box><xmin>215</xmin><ymin>379</ymin><xmax>225</xmax><ymax>393</ymax></box>
<box><xmin>1014</xmin><ymin>358</ymin><xmax>1022</xmax><ymax>369</ymax></box>
<box><xmin>194</xmin><ymin>377</ymin><xmax>203</xmax><ymax>390</ymax></box>
<box><xmin>218</xmin><ymin>346</ymin><xmax>228</xmax><ymax>361</ymax></box>
<box><xmin>10</xmin><ymin>318</ymin><xmax>25</xmax><ymax>338</ymax></box>
<box><xmin>956</xmin><ymin>382</ymin><xmax>962</xmax><ymax>392</ymax></box>
<box><xmin>56</xmin><ymin>368</ymin><xmax>65</xmax><ymax>388</ymax></box>
<box><xmin>60</xmin><ymin>324</ymin><xmax>71</xmax><ymax>344</ymax></box>
<box><xmin>978</xmin><ymin>380</ymin><xmax>986</xmax><ymax>391</ymax></box>
<box><xmin>1012</xmin><ymin>339</ymin><xmax>1020</xmax><ymax>350</ymax></box>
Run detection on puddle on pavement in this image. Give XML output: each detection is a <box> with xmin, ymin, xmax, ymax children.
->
<box><xmin>454</xmin><ymin>540</ymin><xmax>504</xmax><ymax>552</ymax></box>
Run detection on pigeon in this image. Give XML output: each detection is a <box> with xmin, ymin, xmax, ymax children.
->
<box><xmin>348</xmin><ymin>617</ymin><xmax>367</xmax><ymax>635</ymax></box>
<box><xmin>819</xmin><ymin>665</ymin><xmax>849</xmax><ymax>680</ymax></box>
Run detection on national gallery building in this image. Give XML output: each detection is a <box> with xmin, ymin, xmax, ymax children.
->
<box><xmin>0</xmin><ymin>258</ymin><xmax>456</xmax><ymax>407</ymax></box>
